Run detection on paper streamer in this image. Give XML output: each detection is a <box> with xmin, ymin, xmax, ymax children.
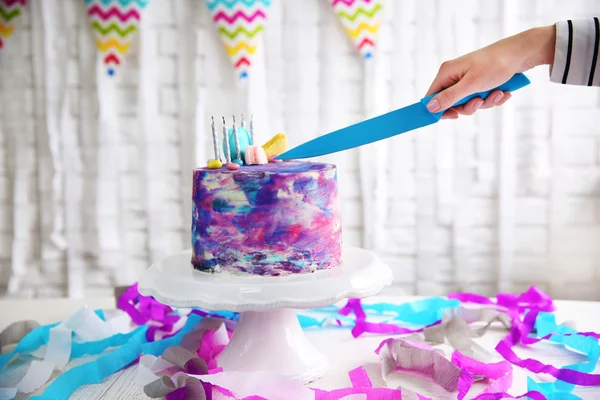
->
<box><xmin>4</xmin><ymin>307</ymin><xmax>132</xmax><ymax>396</ymax></box>
<box><xmin>4</xmin><ymin>284</ymin><xmax>599</xmax><ymax>399</ymax></box>
<box><xmin>449</xmin><ymin>285</ymin><xmax>555</xmax><ymax>319</ymax></box>
<box><xmin>118</xmin><ymin>283</ymin><xmax>183</xmax><ymax>341</ymax></box>
<box><xmin>313</xmin><ymin>366</ymin><xmax>430</xmax><ymax>400</ymax></box>
<box><xmin>378</xmin><ymin>338</ymin><xmax>520</xmax><ymax>400</ymax></box>
<box><xmin>205</xmin><ymin>0</ymin><xmax>271</xmax><ymax>78</ymax></box>
<box><xmin>0</xmin><ymin>320</ymin><xmax>39</xmax><ymax>352</ymax></box>
<box><xmin>138</xmin><ymin>318</ymin><xmax>305</xmax><ymax>400</ymax></box>
<box><xmin>403</xmin><ymin>315</ymin><xmax>509</xmax><ymax>360</ymax></box>
<box><xmin>0</xmin><ymin>0</ymin><xmax>26</xmax><ymax>50</ymax></box>
<box><xmin>32</xmin><ymin>314</ymin><xmax>204</xmax><ymax>400</ymax></box>
<box><xmin>379</xmin><ymin>338</ymin><xmax>467</xmax><ymax>396</ymax></box>
<box><xmin>85</xmin><ymin>0</ymin><xmax>149</xmax><ymax>76</ymax></box>
<box><xmin>0</xmin><ymin>310</ymin><xmax>105</xmax><ymax>371</ymax></box>
<box><xmin>496</xmin><ymin>309</ymin><xmax>600</xmax><ymax>388</ymax></box>
<box><xmin>330</xmin><ymin>0</ymin><xmax>382</xmax><ymax>59</ymax></box>
<box><xmin>339</xmin><ymin>298</ymin><xmax>438</xmax><ymax>338</ymax></box>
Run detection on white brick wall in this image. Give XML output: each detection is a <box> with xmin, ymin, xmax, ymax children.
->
<box><xmin>0</xmin><ymin>0</ymin><xmax>599</xmax><ymax>300</ymax></box>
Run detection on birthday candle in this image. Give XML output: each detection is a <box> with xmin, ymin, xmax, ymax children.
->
<box><xmin>211</xmin><ymin>117</ymin><xmax>221</xmax><ymax>161</ymax></box>
<box><xmin>232</xmin><ymin>115</ymin><xmax>241</xmax><ymax>161</ymax></box>
<box><xmin>250</xmin><ymin>115</ymin><xmax>255</xmax><ymax>145</ymax></box>
<box><xmin>241</xmin><ymin>114</ymin><xmax>246</xmax><ymax>129</ymax></box>
<box><xmin>222</xmin><ymin>117</ymin><xmax>231</xmax><ymax>163</ymax></box>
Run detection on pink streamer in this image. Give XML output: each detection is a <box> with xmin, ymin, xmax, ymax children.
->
<box><xmin>471</xmin><ymin>392</ymin><xmax>546</xmax><ymax>400</ymax></box>
<box><xmin>451</xmin><ymin>352</ymin><xmax>512</xmax><ymax>381</ymax></box>
<box><xmin>493</xmin><ymin>308</ymin><xmax>600</xmax><ymax>386</ymax></box>
<box><xmin>348</xmin><ymin>366</ymin><xmax>372</xmax><ymax>388</ymax></box>
<box><xmin>449</xmin><ymin>286</ymin><xmax>555</xmax><ymax>317</ymax></box>
<box><xmin>118</xmin><ymin>283</ymin><xmax>181</xmax><ymax>341</ymax></box>
<box><xmin>312</xmin><ymin>366</ymin><xmax>411</xmax><ymax>400</ymax></box>
<box><xmin>339</xmin><ymin>299</ymin><xmax>438</xmax><ymax>338</ymax></box>
<box><xmin>212</xmin><ymin>385</ymin><xmax>266</xmax><ymax>400</ymax></box>
<box><xmin>451</xmin><ymin>351</ymin><xmax>513</xmax><ymax>397</ymax></box>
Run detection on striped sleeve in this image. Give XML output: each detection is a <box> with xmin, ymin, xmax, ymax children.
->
<box><xmin>550</xmin><ymin>17</ymin><xmax>600</xmax><ymax>86</ymax></box>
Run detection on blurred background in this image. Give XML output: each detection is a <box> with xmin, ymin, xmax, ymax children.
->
<box><xmin>0</xmin><ymin>0</ymin><xmax>599</xmax><ymax>300</ymax></box>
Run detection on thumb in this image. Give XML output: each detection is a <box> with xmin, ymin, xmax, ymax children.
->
<box><xmin>426</xmin><ymin>75</ymin><xmax>476</xmax><ymax>113</ymax></box>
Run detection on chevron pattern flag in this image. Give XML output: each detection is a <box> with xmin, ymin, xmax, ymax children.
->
<box><xmin>85</xmin><ymin>0</ymin><xmax>149</xmax><ymax>76</ymax></box>
<box><xmin>206</xmin><ymin>0</ymin><xmax>271</xmax><ymax>79</ymax></box>
<box><xmin>331</xmin><ymin>0</ymin><xmax>382</xmax><ymax>59</ymax></box>
<box><xmin>0</xmin><ymin>0</ymin><xmax>26</xmax><ymax>50</ymax></box>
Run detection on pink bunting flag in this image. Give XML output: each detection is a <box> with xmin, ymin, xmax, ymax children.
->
<box><xmin>330</xmin><ymin>0</ymin><xmax>383</xmax><ymax>59</ymax></box>
<box><xmin>85</xmin><ymin>0</ymin><xmax>149</xmax><ymax>76</ymax></box>
<box><xmin>205</xmin><ymin>0</ymin><xmax>271</xmax><ymax>79</ymax></box>
<box><xmin>0</xmin><ymin>0</ymin><xmax>27</xmax><ymax>50</ymax></box>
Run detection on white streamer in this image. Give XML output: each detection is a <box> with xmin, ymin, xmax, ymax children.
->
<box><xmin>175</xmin><ymin>0</ymin><xmax>200</xmax><ymax>250</ymax></box>
<box><xmin>6</xmin><ymin>0</ymin><xmax>34</xmax><ymax>296</ymax></box>
<box><xmin>0</xmin><ymin>388</ymin><xmax>18</xmax><ymax>400</ymax></box>
<box><xmin>360</xmin><ymin>53</ymin><xmax>388</xmax><ymax>250</ymax></box>
<box><xmin>41</xmin><ymin>0</ymin><xmax>67</xmax><ymax>252</ymax></box>
<box><xmin>96</xmin><ymin>53</ymin><xmax>122</xmax><ymax>277</ymax></box>
<box><xmin>9</xmin><ymin>307</ymin><xmax>130</xmax><ymax>395</ymax></box>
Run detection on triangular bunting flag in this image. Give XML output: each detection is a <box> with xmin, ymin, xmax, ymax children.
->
<box><xmin>206</xmin><ymin>0</ymin><xmax>271</xmax><ymax>79</ymax></box>
<box><xmin>85</xmin><ymin>0</ymin><xmax>149</xmax><ymax>76</ymax></box>
<box><xmin>0</xmin><ymin>0</ymin><xmax>27</xmax><ymax>50</ymax></box>
<box><xmin>331</xmin><ymin>0</ymin><xmax>382</xmax><ymax>59</ymax></box>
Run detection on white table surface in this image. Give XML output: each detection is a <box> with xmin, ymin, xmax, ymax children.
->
<box><xmin>1</xmin><ymin>296</ymin><xmax>600</xmax><ymax>399</ymax></box>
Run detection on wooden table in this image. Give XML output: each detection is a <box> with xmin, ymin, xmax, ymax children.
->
<box><xmin>1</xmin><ymin>296</ymin><xmax>599</xmax><ymax>399</ymax></box>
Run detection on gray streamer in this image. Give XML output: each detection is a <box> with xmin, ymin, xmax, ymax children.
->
<box><xmin>143</xmin><ymin>318</ymin><xmax>225</xmax><ymax>398</ymax></box>
<box><xmin>381</xmin><ymin>339</ymin><xmax>463</xmax><ymax>392</ymax></box>
<box><xmin>0</xmin><ymin>320</ymin><xmax>40</xmax><ymax>353</ymax></box>
<box><xmin>144</xmin><ymin>376</ymin><xmax>207</xmax><ymax>399</ymax></box>
<box><xmin>405</xmin><ymin>309</ymin><xmax>512</xmax><ymax>359</ymax></box>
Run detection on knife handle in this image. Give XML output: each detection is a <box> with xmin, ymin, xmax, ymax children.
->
<box><xmin>420</xmin><ymin>73</ymin><xmax>531</xmax><ymax>118</ymax></box>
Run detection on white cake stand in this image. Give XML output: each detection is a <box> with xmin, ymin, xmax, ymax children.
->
<box><xmin>138</xmin><ymin>246</ymin><xmax>392</xmax><ymax>383</ymax></box>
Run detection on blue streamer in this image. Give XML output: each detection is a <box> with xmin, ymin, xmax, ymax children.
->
<box><xmin>0</xmin><ymin>310</ymin><xmax>105</xmax><ymax>371</ymax></box>
<box><xmin>310</xmin><ymin>298</ymin><xmax>459</xmax><ymax>326</ymax></box>
<box><xmin>33</xmin><ymin>314</ymin><xmax>205</xmax><ymax>400</ymax></box>
<box><xmin>526</xmin><ymin>377</ymin><xmax>583</xmax><ymax>400</ymax></box>
<box><xmin>8</xmin><ymin>297</ymin><xmax>598</xmax><ymax>400</ymax></box>
<box><xmin>376</xmin><ymin>297</ymin><xmax>460</xmax><ymax>325</ymax></box>
<box><xmin>297</xmin><ymin>314</ymin><xmax>353</xmax><ymax>329</ymax></box>
<box><xmin>71</xmin><ymin>327</ymin><xmax>146</xmax><ymax>358</ymax></box>
<box><xmin>532</xmin><ymin>313</ymin><xmax>600</xmax><ymax>395</ymax></box>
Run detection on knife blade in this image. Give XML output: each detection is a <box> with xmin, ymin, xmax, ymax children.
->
<box><xmin>276</xmin><ymin>73</ymin><xmax>531</xmax><ymax>160</ymax></box>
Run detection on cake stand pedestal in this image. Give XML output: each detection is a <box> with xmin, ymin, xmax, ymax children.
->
<box><xmin>138</xmin><ymin>246</ymin><xmax>392</xmax><ymax>383</ymax></box>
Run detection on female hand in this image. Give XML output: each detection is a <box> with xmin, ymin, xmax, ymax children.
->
<box><xmin>425</xmin><ymin>25</ymin><xmax>556</xmax><ymax>119</ymax></box>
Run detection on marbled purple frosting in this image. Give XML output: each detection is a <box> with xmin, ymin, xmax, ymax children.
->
<box><xmin>191</xmin><ymin>161</ymin><xmax>342</xmax><ymax>276</ymax></box>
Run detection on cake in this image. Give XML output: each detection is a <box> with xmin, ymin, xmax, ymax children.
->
<box><xmin>191</xmin><ymin>161</ymin><xmax>342</xmax><ymax>276</ymax></box>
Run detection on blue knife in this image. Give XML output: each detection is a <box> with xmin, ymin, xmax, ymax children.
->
<box><xmin>277</xmin><ymin>73</ymin><xmax>531</xmax><ymax>160</ymax></box>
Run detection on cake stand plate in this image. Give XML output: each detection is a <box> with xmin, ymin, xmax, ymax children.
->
<box><xmin>139</xmin><ymin>246</ymin><xmax>392</xmax><ymax>383</ymax></box>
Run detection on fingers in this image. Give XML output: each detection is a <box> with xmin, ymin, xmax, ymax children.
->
<box><xmin>440</xmin><ymin>91</ymin><xmax>513</xmax><ymax>120</ymax></box>
<box><xmin>496</xmin><ymin>91</ymin><xmax>512</xmax><ymax>105</ymax></box>
<box><xmin>425</xmin><ymin>62</ymin><xmax>461</xmax><ymax>97</ymax></box>
<box><xmin>480</xmin><ymin>90</ymin><xmax>505</xmax><ymax>109</ymax></box>
<box><xmin>440</xmin><ymin>109</ymin><xmax>459</xmax><ymax>119</ymax></box>
<box><xmin>426</xmin><ymin>73</ymin><xmax>477</xmax><ymax>113</ymax></box>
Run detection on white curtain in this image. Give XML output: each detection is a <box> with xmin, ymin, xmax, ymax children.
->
<box><xmin>1</xmin><ymin>0</ymin><xmax>599</xmax><ymax>300</ymax></box>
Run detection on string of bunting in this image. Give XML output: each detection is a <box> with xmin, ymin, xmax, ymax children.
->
<box><xmin>0</xmin><ymin>0</ymin><xmax>27</xmax><ymax>50</ymax></box>
<box><xmin>330</xmin><ymin>0</ymin><xmax>383</xmax><ymax>59</ymax></box>
<box><xmin>1</xmin><ymin>284</ymin><xmax>599</xmax><ymax>399</ymax></box>
<box><xmin>206</xmin><ymin>0</ymin><xmax>271</xmax><ymax>79</ymax></box>
<box><xmin>85</xmin><ymin>0</ymin><xmax>149</xmax><ymax>76</ymax></box>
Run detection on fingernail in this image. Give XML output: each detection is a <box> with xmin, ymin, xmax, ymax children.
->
<box><xmin>473</xmin><ymin>99</ymin><xmax>484</xmax><ymax>110</ymax></box>
<box><xmin>427</xmin><ymin>98</ymin><xmax>441</xmax><ymax>112</ymax></box>
<box><xmin>493</xmin><ymin>92</ymin><xmax>505</xmax><ymax>104</ymax></box>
